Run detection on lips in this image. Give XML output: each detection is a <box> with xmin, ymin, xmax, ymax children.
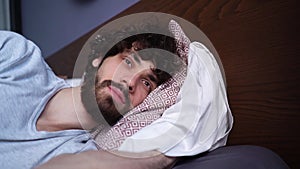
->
<box><xmin>108</xmin><ymin>85</ymin><xmax>126</xmax><ymax>104</ymax></box>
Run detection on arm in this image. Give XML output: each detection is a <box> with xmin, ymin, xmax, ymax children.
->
<box><xmin>35</xmin><ymin>150</ymin><xmax>177</xmax><ymax>169</ymax></box>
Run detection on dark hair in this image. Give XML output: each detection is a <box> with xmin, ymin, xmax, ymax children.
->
<box><xmin>83</xmin><ymin>22</ymin><xmax>184</xmax><ymax>89</ymax></box>
<box><xmin>101</xmin><ymin>33</ymin><xmax>181</xmax><ymax>86</ymax></box>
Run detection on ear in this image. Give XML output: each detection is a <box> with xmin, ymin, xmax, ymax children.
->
<box><xmin>92</xmin><ymin>58</ymin><xmax>101</xmax><ymax>68</ymax></box>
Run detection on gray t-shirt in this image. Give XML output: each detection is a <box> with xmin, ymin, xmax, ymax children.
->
<box><xmin>0</xmin><ymin>31</ymin><xmax>97</xmax><ymax>169</ymax></box>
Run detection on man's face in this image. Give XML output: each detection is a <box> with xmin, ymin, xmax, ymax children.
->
<box><xmin>94</xmin><ymin>50</ymin><xmax>158</xmax><ymax>118</ymax></box>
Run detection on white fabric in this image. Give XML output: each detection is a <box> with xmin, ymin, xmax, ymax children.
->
<box><xmin>65</xmin><ymin>78</ymin><xmax>82</xmax><ymax>87</ymax></box>
<box><xmin>118</xmin><ymin>42</ymin><xmax>233</xmax><ymax>156</ymax></box>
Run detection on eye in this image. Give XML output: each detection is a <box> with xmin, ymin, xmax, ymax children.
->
<box><xmin>123</xmin><ymin>57</ymin><xmax>132</xmax><ymax>68</ymax></box>
<box><xmin>141</xmin><ymin>79</ymin><xmax>152</xmax><ymax>92</ymax></box>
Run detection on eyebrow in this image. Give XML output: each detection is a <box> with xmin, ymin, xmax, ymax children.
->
<box><xmin>130</xmin><ymin>52</ymin><xmax>159</xmax><ymax>86</ymax></box>
<box><xmin>131</xmin><ymin>52</ymin><xmax>141</xmax><ymax>65</ymax></box>
<box><xmin>148</xmin><ymin>72</ymin><xmax>158</xmax><ymax>84</ymax></box>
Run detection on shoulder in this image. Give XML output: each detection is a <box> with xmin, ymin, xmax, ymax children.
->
<box><xmin>0</xmin><ymin>30</ymin><xmax>29</xmax><ymax>45</ymax></box>
<box><xmin>0</xmin><ymin>31</ymin><xmax>42</xmax><ymax>69</ymax></box>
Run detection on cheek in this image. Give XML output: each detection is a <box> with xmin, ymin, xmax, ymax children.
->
<box><xmin>98</xmin><ymin>64</ymin><xmax>120</xmax><ymax>81</ymax></box>
<box><xmin>130</xmin><ymin>86</ymin><xmax>148</xmax><ymax>106</ymax></box>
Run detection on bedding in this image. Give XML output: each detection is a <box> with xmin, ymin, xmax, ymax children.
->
<box><xmin>88</xmin><ymin>20</ymin><xmax>233</xmax><ymax>156</ymax></box>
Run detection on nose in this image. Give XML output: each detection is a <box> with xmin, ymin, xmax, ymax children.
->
<box><xmin>128</xmin><ymin>75</ymin><xmax>139</xmax><ymax>94</ymax></box>
<box><xmin>122</xmin><ymin>73</ymin><xmax>138</xmax><ymax>94</ymax></box>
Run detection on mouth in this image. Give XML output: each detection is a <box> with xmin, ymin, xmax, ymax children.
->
<box><xmin>108</xmin><ymin>85</ymin><xmax>126</xmax><ymax>104</ymax></box>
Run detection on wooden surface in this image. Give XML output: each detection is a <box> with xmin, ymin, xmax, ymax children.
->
<box><xmin>46</xmin><ymin>0</ymin><xmax>300</xmax><ymax>168</ymax></box>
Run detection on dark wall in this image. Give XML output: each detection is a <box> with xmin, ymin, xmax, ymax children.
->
<box><xmin>21</xmin><ymin>0</ymin><xmax>139</xmax><ymax>58</ymax></box>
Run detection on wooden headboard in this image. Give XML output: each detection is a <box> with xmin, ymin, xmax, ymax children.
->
<box><xmin>46</xmin><ymin>0</ymin><xmax>300</xmax><ymax>168</ymax></box>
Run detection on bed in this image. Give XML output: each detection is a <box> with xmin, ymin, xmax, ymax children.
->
<box><xmin>46</xmin><ymin>0</ymin><xmax>300</xmax><ymax>168</ymax></box>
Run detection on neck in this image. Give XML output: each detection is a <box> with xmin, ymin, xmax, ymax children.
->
<box><xmin>37</xmin><ymin>86</ymin><xmax>97</xmax><ymax>132</ymax></box>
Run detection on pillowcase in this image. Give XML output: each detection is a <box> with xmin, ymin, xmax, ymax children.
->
<box><xmin>91</xmin><ymin>20</ymin><xmax>190</xmax><ymax>150</ymax></box>
<box><xmin>92</xmin><ymin>20</ymin><xmax>233</xmax><ymax>157</ymax></box>
<box><xmin>119</xmin><ymin>41</ymin><xmax>233</xmax><ymax>156</ymax></box>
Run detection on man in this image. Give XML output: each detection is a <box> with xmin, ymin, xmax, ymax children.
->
<box><xmin>34</xmin><ymin>27</ymin><xmax>289</xmax><ymax>169</ymax></box>
<box><xmin>0</xmin><ymin>21</ymin><xmax>289</xmax><ymax>169</ymax></box>
<box><xmin>0</xmin><ymin>30</ymin><xmax>181</xmax><ymax>169</ymax></box>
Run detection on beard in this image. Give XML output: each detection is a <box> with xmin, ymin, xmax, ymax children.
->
<box><xmin>95</xmin><ymin>79</ymin><xmax>132</xmax><ymax>119</ymax></box>
<box><xmin>81</xmin><ymin>71</ymin><xmax>131</xmax><ymax>126</ymax></box>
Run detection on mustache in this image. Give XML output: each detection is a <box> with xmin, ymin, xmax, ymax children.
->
<box><xmin>96</xmin><ymin>80</ymin><xmax>130</xmax><ymax>102</ymax></box>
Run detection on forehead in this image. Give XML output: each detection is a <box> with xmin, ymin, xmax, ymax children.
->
<box><xmin>129</xmin><ymin>51</ymin><xmax>156</xmax><ymax>70</ymax></box>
